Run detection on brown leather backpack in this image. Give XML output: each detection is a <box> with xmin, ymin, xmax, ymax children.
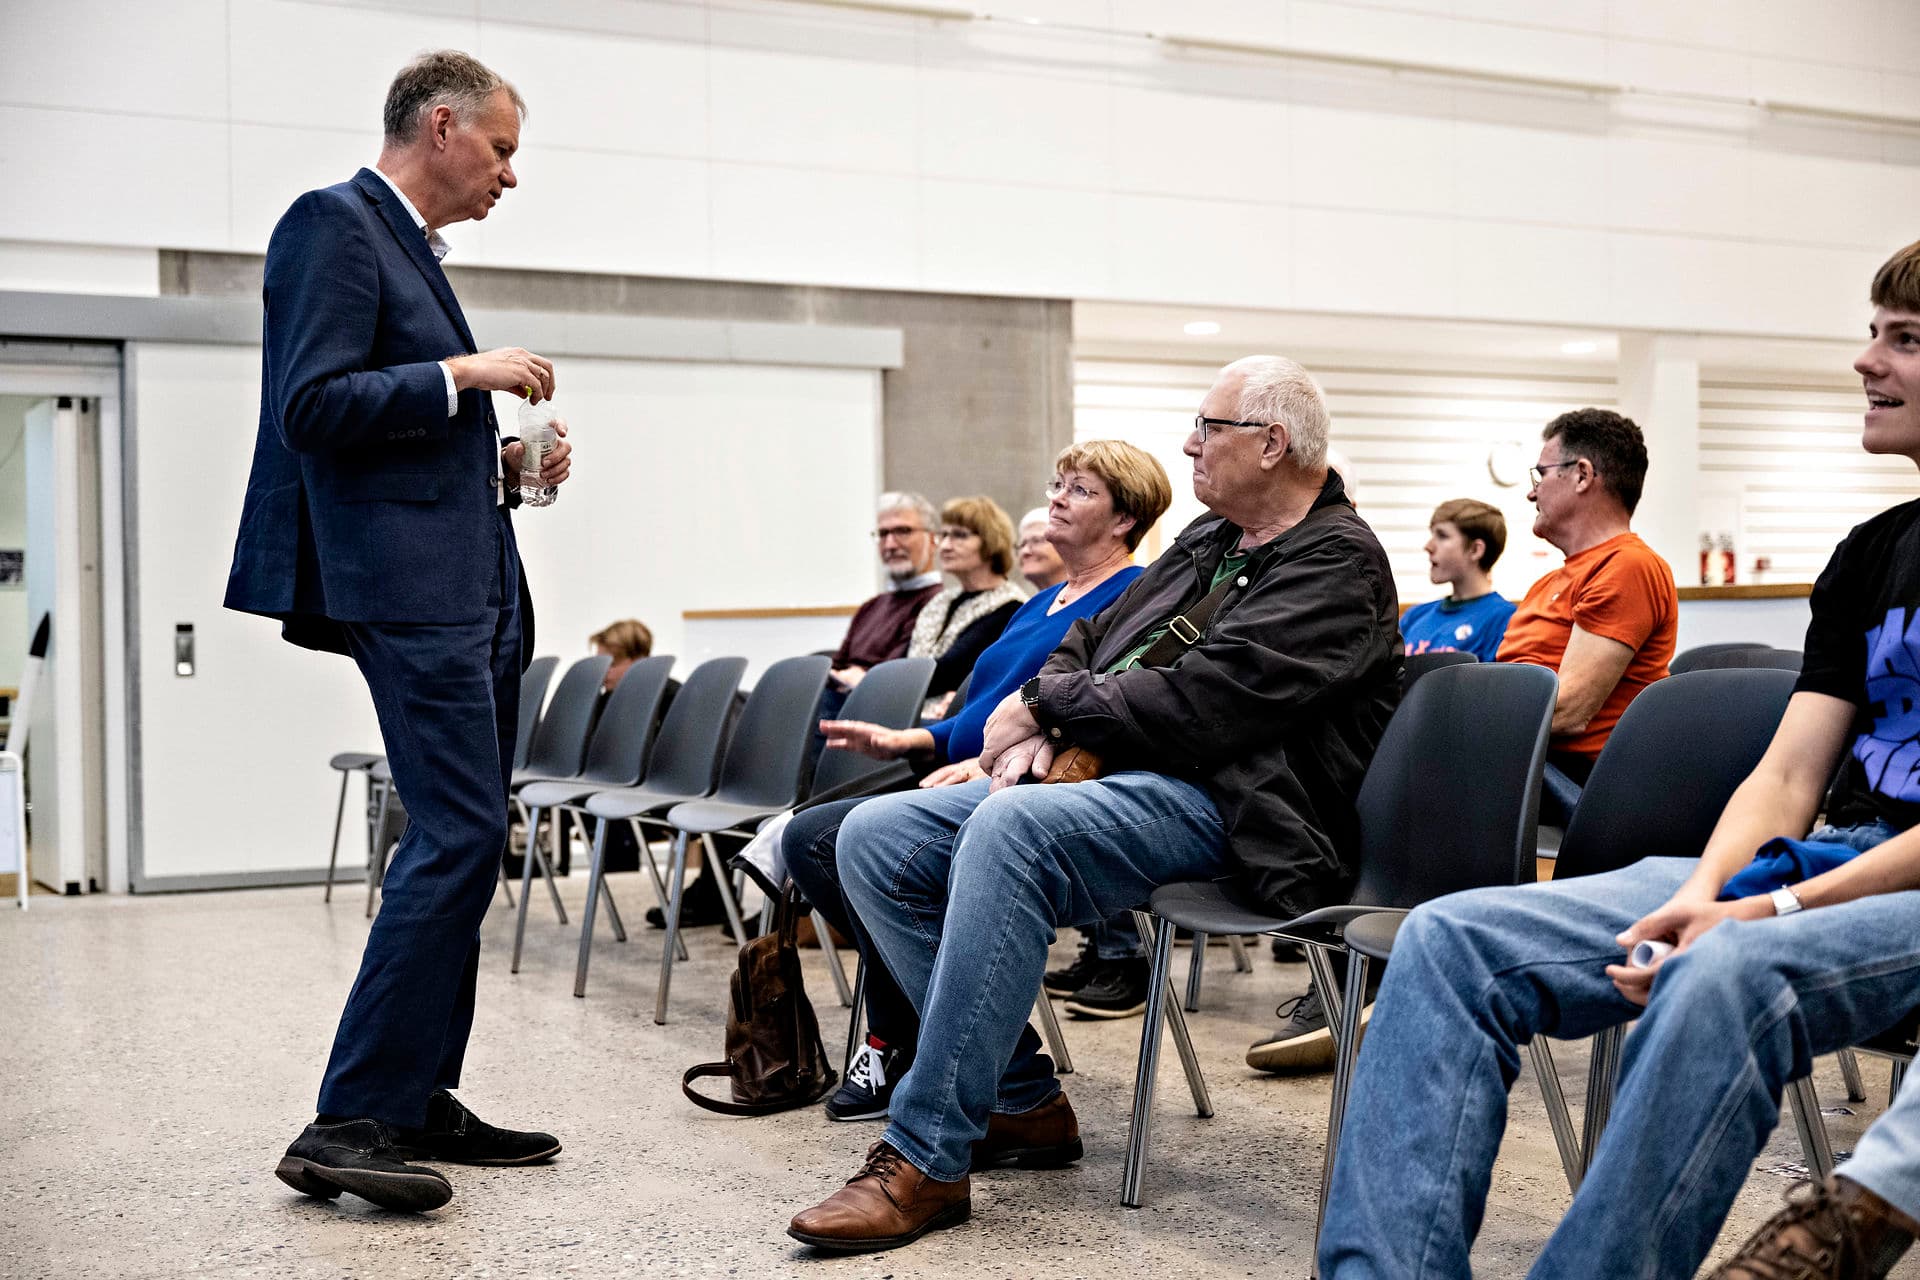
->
<box><xmin>681</xmin><ymin>883</ymin><xmax>839</xmax><ymax>1115</ymax></box>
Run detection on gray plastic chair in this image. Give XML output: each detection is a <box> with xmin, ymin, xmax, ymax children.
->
<box><xmin>507</xmin><ymin>655</ymin><xmax>675</xmax><ymax>972</ymax></box>
<box><xmin>512</xmin><ymin>655</ymin><xmax>562</xmax><ymax>772</ymax></box>
<box><xmin>808</xmin><ymin>656</ymin><xmax>936</xmax><ymax>799</ymax></box>
<box><xmin>1513</xmin><ymin>667</ymin><xmax>1800</xmax><ymax>1191</ymax></box>
<box><xmin>1124</xmin><ymin>662</ymin><xmax>1559</xmax><ymax>1230</ymax></box>
<box><xmin>649</xmin><ymin>655</ymin><xmax>831</xmax><ymax>1022</ymax></box>
<box><xmin>1400</xmin><ymin>649</ymin><xmax>1476</xmax><ymax>693</ymax></box>
<box><xmin>1669</xmin><ymin>642</ymin><xmax>1769</xmax><ymax>674</ymax></box>
<box><xmin>511</xmin><ymin>655</ymin><xmax>612</xmax><ymax>791</ymax></box>
<box><xmin>322</xmin><ymin>751</ymin><xmax>384</xmax><ymax>904</ymax></box>
<box><xmin>1673</xmin><ymin>646</ymin><xmax>1802</xmax><ymax>673</ymax></box>
<box><xmin>573</xmin><ymin>656</ymin><xmax>749</xmax><ymax>997</ymax></box>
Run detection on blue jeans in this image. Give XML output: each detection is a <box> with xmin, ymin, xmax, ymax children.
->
<box><xmin>1318</xmin><ymin>855</ymin><xmax>1920</xmax><ymax>1279</ymax></box>
<box><xmin>836</xmin><ymin>772</ymin><xmax>1230</xmax><ymax>1180</ymax></box>
<box><xmin>1085</xmin><ymin>911</ymin><xmax>1147</xmax><ymax>961</ymax></box>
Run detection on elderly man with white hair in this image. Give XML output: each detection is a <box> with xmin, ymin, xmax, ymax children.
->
<box><xmin>786</xmin><ymin>356</ymin><xmax>1404</xmax><ymax>1253</ymax></box>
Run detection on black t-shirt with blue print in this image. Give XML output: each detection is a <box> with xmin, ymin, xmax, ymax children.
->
<box><xmin>1799</xmin><ymin>496</ymin><xmax>1920</xmax><ymax>832</ymax></box>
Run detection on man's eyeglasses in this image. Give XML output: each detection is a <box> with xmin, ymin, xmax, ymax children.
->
<box><xmin>871</xmin><ymin>524</ymin><xmax>928</xmax><ymax>542</ymax></box>
<box><xmin>1527</xmin><ymin>460</ymin><xmax>1580</xmax><ymax>487</ymax></box>
<box><xmin>1044</xmin><ymin>479</ymin><xmax>1102</xmax><ymax>503</ymax></box>
<box><xmin>1193</xmin><ymin>414</ymin><xmax>1271</xmax><ymax>442</ymax></box>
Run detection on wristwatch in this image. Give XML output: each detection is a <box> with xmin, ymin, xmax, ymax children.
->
<box><xmin>1020</xmin><ymin>676</ymin><xmax>1043</xmax><ymax>711</ymax></box>
<box><xmin>1770</xmin><ymin>885</ymin><xmax>1804</xmax><ymax>917</ymax></box>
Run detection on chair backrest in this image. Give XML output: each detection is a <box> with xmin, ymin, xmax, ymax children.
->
<box><xmin>1555</xmin><ymin>668</ymin><xmax>1798</xmax><ymax>879</ymax></box>
<box><xmin>577</xmin><ymin>655</ymin><xmax>676</xmax><ymax>787</ymax></box>
<box><xmin>1350</xmin><ymin>663</ymin><xmax>1559</xmax><ymax>910</ymax></box>
<box><xmin>522</xmin><ymin>655</ymin><xmax>612</xmax><ymax>778</ymax></box>
<box><xmin>1670</xmin><ymin>642</ymin><xmax>1771</xmax><ymax>674</ymax></box>
<box><xmin>512</xmin><ymin>655</ymin><xmax>561</xmax><ymax>771</ymax></box>
<box><xmin>946</xmin><ymin>671</ymin><xmax>975</xmax><ymax>717</ymax></box>
<box><xmin>1675</xmin><ymin>646</ymin><xmax>1802</xmax><ymax>673</ymax></box>
<box><xmin>712</xmin><ymin>655</ymin><xmax>833</xmax><ymax>809</ymax></box>
<box><xmin>810</xmin><ymin>656</ymin><xmax>937</xmax><ymax>797</ymax></box>
<box><xmin>1401</xmin><ymin>649</ymin><xmax>1477</xmax><ymax>694</ymax></box>
<box><xmin>640</xmin><ymin>656</ymin><xmax>749</xmax><ymax>796</ymax></box>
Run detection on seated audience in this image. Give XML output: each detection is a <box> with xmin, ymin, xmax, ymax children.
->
<box><xmin>589</xmin><ymin>618</ymin><xmax>654</xmax><ymax>691</ymax></box>
<box><xmin>1319</xmin><ymin>240</ymin><xmax>1920</xmax><ymax>1280</ymax></box>
<box><xmin>1017</xmin><ymin>506</ymin><xmax>1067</xmax><ymax>591</ymax></box>
<box><xmin>785</xmin><ymin>356</ymin><xmax>1401</xmax><ymax>1253</ymax></box>
<box><xmin>909</xmin><ymin>496</ymin><xmax>1027</xmax><ymax>718</ymax></box>
<box><xmin>787</xmin><ymin>441</ymin><xmax>1171</xmax><ymax>1118</ymax></box>
<box><xmin>1400</xmin><ymin>499</ymin><xmax>1515</xmax><ymax>661</ymax></box>
<box><xmin>1497</xmin><ymin>409</ymin><xmax>1677</xmax><ymax>825</ymax></box>
<box><xmin>828</xmin><ymin>492</ymin><xmax>943</xmax><ymax>699</ymax></box>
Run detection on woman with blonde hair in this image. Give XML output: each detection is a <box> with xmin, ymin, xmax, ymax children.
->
<box><xmin>908</xmin><ymin>495</ymin><xmax>1027</xmax><ymax>717</ymax></box>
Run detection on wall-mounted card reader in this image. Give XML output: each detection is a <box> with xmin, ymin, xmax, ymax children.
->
<box><xmin>174</xmin><ymin>624</ymin><xmax>195</xmax><ymax>677</ymax></box>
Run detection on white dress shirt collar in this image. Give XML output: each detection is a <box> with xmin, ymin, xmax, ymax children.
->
<box><xmin>371</xmin><ymin>166</ymin><xmax>451</xmax><ymax>262</ymax></box>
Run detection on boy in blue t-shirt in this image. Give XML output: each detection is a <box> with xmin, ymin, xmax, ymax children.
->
<box><xmin>1399</xmin><ymin>497</ymin><xmax>1515</xmax><ymax>663</ymax></box>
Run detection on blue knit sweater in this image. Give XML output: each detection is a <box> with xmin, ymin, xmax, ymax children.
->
<box><xmin>927</xmin><ymin>566</ymin><xmax>1142</xmax><ymax>762</ymax></box>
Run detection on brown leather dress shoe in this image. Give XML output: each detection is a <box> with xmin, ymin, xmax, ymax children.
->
<box><xmin>1711</xmin><ymin>1176</ymin><xmax>1920</xmax><ymax>1279</ymax></box>
<box><xmin>788</xmin><ymin>1141</ymin><xmax>971</xmax><ymax>1253</ymax></box>
<box><xmin>971</xmin><ymin>1091</ymin><xmax>1084</xmax><ymax>1171</ymax></box>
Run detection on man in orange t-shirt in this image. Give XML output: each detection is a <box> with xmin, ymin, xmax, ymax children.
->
<box><xmin>1498</xmin><ymin>408</ymin><xmax>1678</xmax><ymax>823</ymax></box>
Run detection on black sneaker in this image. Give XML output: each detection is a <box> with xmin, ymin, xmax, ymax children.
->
<box><xmin>825</xmin><ymin>1038</ymin><xmax>909</xmax><ymax>1122</ymax></box>
<box><xmin>1062</xmin><ymin>959</ymin><xmax>1150</xmax><ymax>1020</ymax></box>
<box><xmin>1043</xmin><ymin>943</ymin><xmax>1103</xmax><ymax>997</ymax></box>
<box><xmin>1246</xmin><ymin>972</ymin><xmax>1380</xmax><ymax>1074</ymax></box>
<box><xmin>276</xmin><ymin>1118</ymin><xmax>454</xmax><ymax>1212</ymax></box>
<box><xmin>389</xmin><ymin>1090</ymin><xmax>560</xmax><ymax>1166</ymax></box>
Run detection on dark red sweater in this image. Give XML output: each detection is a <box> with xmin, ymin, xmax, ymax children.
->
<box><xmin>833</xmin><ymin>586</ymin><xmax>942</xmax><ymax>669</ymax></box>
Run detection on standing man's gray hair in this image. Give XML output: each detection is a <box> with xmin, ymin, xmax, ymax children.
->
<box><xmin>877</xmin><ymin>490</ymin><xmax>938</xmax><ymax>531</ymax></box>
<box><xmin>1221</xmin><ymin>355</ymin><xmax>1331</xmax><ymax>471</ymax></box>
<box><xmin>383</xmin><ymin>50</ymin><xmax>526</xmax><ymax>144</ymax></box>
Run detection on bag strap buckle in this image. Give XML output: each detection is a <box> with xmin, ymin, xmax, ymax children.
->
<box><xmin>1167</xmin><ymin>615</ymin><xmax>1202</xmax><ymax>645</ymax></box>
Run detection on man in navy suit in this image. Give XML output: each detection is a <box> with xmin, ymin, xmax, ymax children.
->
<box><xmin>226</xmin><ymin>51</ymin><xmax>573</xmax><ymax>1213</ymax></box>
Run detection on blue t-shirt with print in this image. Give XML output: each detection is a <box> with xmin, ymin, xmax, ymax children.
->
<box><xmin>1400</xmin><ymin>592</ymin><xmax>1514</xmax><ymax>663</ymax></box>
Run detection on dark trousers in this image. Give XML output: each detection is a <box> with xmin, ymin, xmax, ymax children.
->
<box><xmin>317</xmin><ymin>513</ymin><xmax>522</xmax><ymax>1127</ymax></box>
<box><xmin>784</xmin><ymin>795</ymin><xmax>921</xmax><ymax>1050</ymax></box>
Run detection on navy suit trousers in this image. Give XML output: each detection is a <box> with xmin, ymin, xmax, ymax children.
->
<box><xmin>317</xmin><ymin>510</ymin><xmax>522</xmax><ymax>1126</ymax></box>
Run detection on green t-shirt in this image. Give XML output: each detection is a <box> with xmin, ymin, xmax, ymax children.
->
<box><xmin>1106</xmin><ymin>549</ymin><xmax>1250</xmax><ymax>674</ymax></box>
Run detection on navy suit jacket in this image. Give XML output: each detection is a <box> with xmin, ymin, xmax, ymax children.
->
<box><xmin>224</xmin><ymin>168</ymin><xmax>533</xmax><ymax>656</ymax></box>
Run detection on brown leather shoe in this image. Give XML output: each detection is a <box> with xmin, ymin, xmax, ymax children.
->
<box><xmin>971</xmin><ymin>1092</ymin><xmax>1084</xmax><ymax>1171</ymax></box>
<box><xmin>788</xmin><ymin>1141</ymin><xmax>971</xmax><ymax>1253</ymax></box>
<box><xmin>1711</xmin><ymin>1176</ymin><xmax>1920</xmax><ymax>1279</ymax></box>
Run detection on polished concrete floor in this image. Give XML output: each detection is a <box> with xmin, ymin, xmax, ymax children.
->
<box><xmin>2</xmin><ymin>870</ymin><xmax>1911</xmax><ymax>1280</ymax></box>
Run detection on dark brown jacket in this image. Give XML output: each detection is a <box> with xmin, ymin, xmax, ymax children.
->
<box><xmin>1032</xmin><ymin>474</ymin><xmax>1401</xmax><ymax>916</ymax></box>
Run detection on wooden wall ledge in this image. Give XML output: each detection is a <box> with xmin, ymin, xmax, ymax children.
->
<box><xmin>1675</xmin><ymin>584</ymin><xmax>1813</xmax><ymax>601</ymax></box>
<box><xmin>683</xmin><ymin>605</ymin><xmax>860</xmax><ymax>621</ymax></box>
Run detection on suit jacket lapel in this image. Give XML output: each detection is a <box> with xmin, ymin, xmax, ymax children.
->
<box><xmin>351</xmin><ymin>168</ymin><xmax>477</xmax><ymax>353</ymax></box>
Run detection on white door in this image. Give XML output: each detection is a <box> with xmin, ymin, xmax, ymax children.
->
<box><xmin>23</xmin><ymin>396</ymin><xmax>104</xmax><ymax>894</ymax></box>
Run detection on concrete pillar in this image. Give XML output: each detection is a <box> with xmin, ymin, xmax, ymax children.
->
<box><xmin>1616</xmin><ymin>333</ymin><xmax>1700</xmax><ymax>580</ymax></box>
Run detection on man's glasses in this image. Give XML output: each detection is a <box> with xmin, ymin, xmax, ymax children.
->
<box><xmin>1044</xmin><ymin>479</ymin><xmax>1102</xmax><ymax>503</ymax></box>
<box><xmin>1193</xmin><ymin>414</ymin><xmax>1270</xmax><ymax>442</ymax></box>
<box><xmin>871</xmin><ymin>524</ymin><xmax>928</xmax><ymax>542</ymax></box>
<box><xmin>1528</xmin><ymin>460</ymin><xmax>1580</xmax><ymax>487</ymax></box>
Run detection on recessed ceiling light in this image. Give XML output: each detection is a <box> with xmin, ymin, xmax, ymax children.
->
<box><xmin>1560</xmin><ymin>340</ymin><xmax>1599</xmax><ymax>355</ymax></box>
<box><xmin>1184</xmin><ymin>320</ymin><xmax>1222</xmax><ymax>336</ymax></box>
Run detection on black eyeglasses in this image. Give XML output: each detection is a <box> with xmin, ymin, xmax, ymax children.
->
<box><xmin>1528</xmin><ymin>460</ymin><xmax>1580</xmax><ymax>487</ymax></box>
<box><xmin>1193</xmin><ymin>414</ymin><xmax>1271</xmax><ymax>442</ymax></box>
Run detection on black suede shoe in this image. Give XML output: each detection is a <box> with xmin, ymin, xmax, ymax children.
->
<box><xmin>644</xmin><ymin>873</ymin><xmax>729</xmax><ymax>930</ymax></box>
<box><xmin>276</xmin><ymin>1119</ymin><xmax>454</xmax><ymax>1212</ymax></box>
<box><xmin>389</xmin><ymin>1091</ymin><xmax>561</xmax><ymax>1167</ymax></box>
<box><xmin>1042</xmin><ymin>942</ymin><xmax>1103</xmax><ymax>997</ymax></box>
<box><xmin>1062</xmin><ymin>959</ymin><xmax>1150</xmax><ymax>1019</ymax></box>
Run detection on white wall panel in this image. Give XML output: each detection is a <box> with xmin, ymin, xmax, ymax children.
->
<box><xmin>708</xmin><ymin>46</ymin><xmax>917</xmax><ymax>174</ymax></box>
<box><xmin>1454</xmin><ymin>223</ymin><xmax>1609</xmax><ymax>322</ymax></box>
<box><xmin>228</xmin><ymin>0</ymin><xmax>474</xmax><ymax>131</ymax></box>
<box><xmin>919</xmin><ymin>67</ymin><xmax>1111</xmax><ymax>190</ymax></box>
<box><xmin>1109</xmin><ymin>196</ymin><xmax>1289</xmax><ymax>308</ymax></box>
<box><xmin>921</xmin><ymin>181</ymin><xmax>1111</xmax><ymax>298</ymax></box>
<box><xmin>130</xmin><ymin>342</ymin><xmax>879</xmax><ymax>882</ymax></box>
<box><xmin>1750</xmin><ymin>151</ymin><xmax>1888</xmax><ymax>251</ymax></box>
<box><xmin>1605</xmin><ymin>0</ymin><xmax>1747</xmax><ymax>49</ymax></box>
<box><xmin>1109</xmin><ymin>82</ymin><xmax>1291</xmax><ymax>204</ymax></box>
<box><xmin>0</xmin><ymin>242</ymin><xmax>159</xmax><ymax>297</ymax></box>
<box><xmin>467</xmin><ymin>148</ymin><xmax>711</xmax><ymax>277</ymax></box>
<box><xmin>1605</xmin><ymin>38</ymin><xmax>1751</xmax><ymax>101</ymax></box>
<box><xmin>710</xmin><ymin>165</ymin><xmax>917</xmax><ymax>288</ymax></box>
<box><xmin>0</xmin><ymin>108</ymin><xmax>230</xmax><ymax>251</ymax></box>
<box><xmin>478</xmin><ymin>20</ymin><xmax>709</xmax><ymax>159</ymax></box>
<box><xmin>1291</xmin><ymin>106</ymin><xmax>1455</xmax><ymax>217</ymax></box>
<box><xmin>1606</xmin><ymin>136</ymin><xmax>1752</xmax><ymax>239</ymax></box>
<box><xmin>228</xmin><ymin>126</ymin><xmax>378</xmax><ymax>254</ymax></box>
<box><xmin>0</xmin><ymin>0</ymin><xmax>228</xmax><ymax>120</ymax></box>
<box><xmin>1111</xmin><ymin>0</ymin><xmax>1289</xmax><ymax>46</ymax></box>
<box><xmin>1293</xmin><ymin>209</ymin><xmax>1456</xmax><ymax>317</ymax></box>
<box><xmin>1453</xmin><ymin>122</ymin><xmax>1606</xmax><ymax>227</ymax></box>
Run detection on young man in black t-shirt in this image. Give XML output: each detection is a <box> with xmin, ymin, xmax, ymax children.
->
<box><xmin>1318</xmin><ymin>240</ymin><xmax>1920</xmax><ymax>1280</ymax></box>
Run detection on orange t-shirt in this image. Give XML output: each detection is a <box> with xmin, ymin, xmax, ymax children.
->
<box><xmin>1496</xmin><ymin>532</ymin><xmax>1678</xmax><ymax>760</ymax></box>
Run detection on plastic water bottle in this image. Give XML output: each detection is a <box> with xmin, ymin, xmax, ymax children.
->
<box><xmin>516</xmin><ymin>398</ymin><xmax>558</xmax><ymax>508</ymax></box>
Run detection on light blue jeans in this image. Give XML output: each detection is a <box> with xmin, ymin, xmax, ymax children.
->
<box><xmin>835</xmin><ymin>773</ymin><xmax>1230</xmax><ymax>1181</ymax></box>
<box><xmin>1318</xmin><ymin>854</ymin><xmax>1920</xmax><ymax>1280</ymax></box>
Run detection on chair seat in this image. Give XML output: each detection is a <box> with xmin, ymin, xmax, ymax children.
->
<box><xmin>665</xmin><ymin>798</ymin><xmax>779</xmax><ymax>836</ymax></box>
<box><xmin>518</xmin><ymin>779</ymin><xmax>607</xmax><ymax>808</ymax></box>
<box><xmin>1342</xmin><ymin>910</ymin><xmax>1408</xmax><ymax>963</ymax></box>
<box><xmin>1859</xmin><ymin>1006</ymin><xmax>1920</xmax><ymax>1059</ymax></box>
<box><xmin>330</xmin><ymin>751</ymin><xmax>383</xmax><ymax>772</ymax></box>
<box><xmin>1148</xmin><ymin>879</ymin><xmax>1386</xmax><ymax>940</ymax></box>
<box><xmin>369</xmin><ymin>759</ymin><xmax>393</xmax><ymax>784</ymax></box>
<box><xmin>584</xmin><ymin>785</ymin><xmax>707</xmax><ymax>821</ymax></box>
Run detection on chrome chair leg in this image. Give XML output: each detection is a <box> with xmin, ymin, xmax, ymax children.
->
<box><xmin>324</xmin><ymin>770</ymin><xmax>350</xmax><ymax>902</ymax></box>
<box><xmin>1033</xmin><ymin>986</ymin><xmax>1074</xmax><ymax>1076</ymax></box>
<box><xmin>1121</xmin><ymin>909</ymin><xmax>1180</xmax><ymax>1208</ymax></box>
<box><xmin>654</xmin><ymin>830</ymin><xmax>692</xmax><ymax>1024</ymax></box>
<box><xmin>1891</xmin><ymin>1058</ymin><xmax>1909</xmax><ymax>1108</ymax></box>
<box><xmin>534</xmin><ymin>826</ymin><xmax>568</xmax><ymax>925</ymax></box>
<box><xmin>1787</xmin><ymin>1074</ymin><xmax>1836</xmax><ymax>1180</ymax></box>
<box><xmin>702</xmin><ymin>834</ymin><xmax>750</xmax><ymax>948</ymax></box>
<box><xmin>1228</xmin><ymin>934</ymin><xmax>1251</xmax><ymax>972</ymax></box>
<box><xmin>510</xmin><ymin>806</ymin><xmax>545</xmax><ymax>973</ymax></box>
<box><xmin>844</xmin><ymin>958</ymin><xmax>868</xmax><ymax>1076</ymax></box>
<box><xmin>634</xmin><ymin>820</ymin><xmax>686</xmax><ymax>962</ymax></box>
<box><xmin>1316</xmin><ymin>950</ymin><xmax>1371</xmax><ymax>1253</ymax></box>
<box><xmin>1184</xmin><ymin>930</ymin><xmax>1207</xmax><ymax>1012</ymax></box>
<box><xmin>573</xmin><ymin>817</ymin><xmax>611</xmax><ymax>998</ymax></box>
<box><xmin>814</xmin><ymin>910</ymin><xmax>855</xmax><ymax>1007</ymax></box>
<box><xmin>1838</xmin><ymin>1048</ymin><xmax>1868</xmax><ymax>1103</ymax></box>
<box><xmin>1529</xmin><ymin>1038</ymin><xmax>1585</xmax><ymax>1192</ymax></box>
<box><xmin>1581</xmin><ymin>1024</ymin><xmax>1626</xmax><ymax>1177</ymax></box>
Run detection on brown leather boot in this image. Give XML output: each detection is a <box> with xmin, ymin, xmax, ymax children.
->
<box><xmin>787</xmin><ymin>1141</ymin><xmax>971</xmax><ymax>1253</ymax></box>
<box><xmin>1711</xmin><ymin>1176</ymin><xmax>1920</xmax><ymax>1279</ymax></box>
<box><xmin>971</xmin><ymin>1092</ymin><xmax>1084</xmax><ymax>1171</ymax></box>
